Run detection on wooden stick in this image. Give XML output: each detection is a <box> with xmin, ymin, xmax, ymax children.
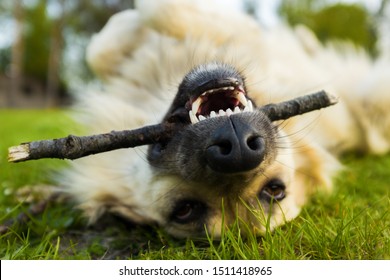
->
<box><xmin>8</xmin><ymin>90</ymin><xmax>337</xmax><ymax>163</ymax></box>
<box><xmin>260</xmin><ymin>90</ymin><xmax>338</xmax><ymax>121</ymax></box>
<box><xmin>8</xmin><ymin>123</ymin><xmax>179</xmax><ymax>163</ymax></box>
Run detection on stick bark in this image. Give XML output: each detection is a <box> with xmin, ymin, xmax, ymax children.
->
<box><xmin>8</xmin><ymin>90</ymin><xmax>337</xmax><ymax>163</ymax></box>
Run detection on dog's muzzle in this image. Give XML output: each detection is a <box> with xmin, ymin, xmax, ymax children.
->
<box><xmin>205</xmin><ymin>114</ymin><xmax>265</xmax><ymax>173</ymax></box>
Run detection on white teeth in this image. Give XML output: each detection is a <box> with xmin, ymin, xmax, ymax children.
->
<box><xmin>189</xmin><ymin>91</ymin><xmax>254</xmax><ymax>124</ymax></box>
<box><xmin>191</xmin><ymin>98</ymin><xmax>202</xmax><ymax>115</ymax></box>
<box><xmin>226</xmin><ymin>108</ymin><xmax>233</xmax><ymax>116</ymax></box>
<box><xmin>236</xmin><ymin>92</ymin><xmax>248</xmax><ymax>107</ymax></box>
<box><xmin>189</xmin><ymin>110</ymin><xmax>199</xmax><ymax>124</ymax></box>
<box><xmin>248</xmin><ymin>100</ymin><xmax>253</xmax><ymax>111</ymax></box>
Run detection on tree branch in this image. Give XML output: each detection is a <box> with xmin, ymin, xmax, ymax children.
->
<box><xmin>261</xmin><ymin>90</ymin><xmax>338</xmax><ymax>121</ymax></box>
<box><xmin>8</xmin><ymin>90</ymin><xmax>337</xmax><ymax>163</ymax></box>
<box><xmin>8</xmin><ymin>123</ymin><xmax>179</xmax><ymax>162</ymax></box>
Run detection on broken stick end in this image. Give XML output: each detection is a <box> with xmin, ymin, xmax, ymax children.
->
<box><xmin>324</xmin><ymin>91</ymin><xmax>339</xmax><ymax>105</ymax></box>
<box><xmin>8</xmin><ymin>144</ymin><xmax>30</xmax><ymax>163</ymax></box>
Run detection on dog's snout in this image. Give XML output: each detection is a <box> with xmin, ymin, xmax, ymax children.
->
<box><xmin>205</xmin><ymin>116</ymin><xmax>265</xmax><ymax>173</ymax></box>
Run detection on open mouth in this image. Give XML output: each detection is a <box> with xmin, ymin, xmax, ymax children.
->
<box><xmin>188</xmin><ymin>84</ymin><xmax>254</xmax><ymax>124</ymax></box>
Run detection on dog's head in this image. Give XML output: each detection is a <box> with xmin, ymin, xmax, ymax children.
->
<box><xmin>146</xmin><ymin>62</ymin><xmax>315</xmax><ymax>238</ymax></box>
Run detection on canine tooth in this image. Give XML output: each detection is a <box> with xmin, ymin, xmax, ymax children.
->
<box><xmin>226</xmin><ymin>108</ymin><xmax>233</xmax><ymax>116</ymax></box>
<box><xmin>248</xmin><ymin>100</ymin><xmax>253</xmax><ymax>111</ymax></box>
<box><xmin>228</xmin><ymin>86</ymin><xmax>235</xmax><ymax>91</ymax></box>
<box><xmin>189</xmin><ymin>110</ymin><xmax>199</xmax><ymax>124</ymax></box>
<box><xmin>218</xmin><ymin>109</ymin><xmax>226</xmax><ymax>116</ymax></box>
<box><xmin>191</xmin><ymin>98</ymin><xmax>202</xmax><ymax>115</ymax></box>
<box><xmin>210</xmin><ymin>111</ymin><xmax>217</xmax><ymax>118</ymax></box>
<box><xmin>234</xmin><ymin>106</ymin><xmax>241</xmax><ymax>114</ymax></box>
<box><xmin>244</xmin><ymin>105</ymin><xmax>250</xmax><ymax>112</ymax></box>
<box><xmin>222</xmin><ymin>87</ymin><xmax>229</xmax><ymax>90</ymax></box>
<box><xmin>199</xmin><ymin>115</ymin><xmax>206</xmax><ymax>121</ymax></box>
<box><xmin>236</xmin><ymin>92</ymin><xmax>248</xmax><ymax>107</ymax></box>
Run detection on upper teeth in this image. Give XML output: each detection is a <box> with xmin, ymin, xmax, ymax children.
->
<box><xmin>189</xmin><ymin>98</ymin><xmax>253</xmax><ymax>124</ymax></box>
<box><xmin>201</xmin><ymin>86</ymin><xmax>235</xmax><ymax>96</ymax></box>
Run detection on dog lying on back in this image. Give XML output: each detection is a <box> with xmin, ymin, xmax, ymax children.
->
<box><xmin>61</xmin><ymin>0</ymin><xmax>390</xmax><ymax>238</ymax></box>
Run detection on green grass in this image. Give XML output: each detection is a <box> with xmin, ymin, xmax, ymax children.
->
<box><xmin>0</xmin><ymin>109</ymin><xmax>389</xmax><ymax>260</ymax></box>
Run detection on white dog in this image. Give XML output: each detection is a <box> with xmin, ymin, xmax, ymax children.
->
<box><xmin>61</xmin><ymin>0</ymin><xmax>390</xmax><ymax>238</ymax></box>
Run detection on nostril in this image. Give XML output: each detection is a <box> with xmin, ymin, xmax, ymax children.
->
<box><xmin>217</xmin><ymin>141</ymin><xmax>232</xmax><ymax>155</ymax></box>
<box><xmin>247</xmin><ymin>135</ymin><xmax>262</xmax><ymax>151</ymax></box>
<box><xmin>205</xmin><ymin>118</ymin><xmax>266</xmax><ymax>173</ymax></box>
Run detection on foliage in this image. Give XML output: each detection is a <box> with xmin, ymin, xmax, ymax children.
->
<box><xmin>0</xmin><ymin>0</ymin><xmax>134</xmax><ymax>105</ymax></box>
<box><xmin>23</xmin><ymin>0</ymin><xmax>52</xmax><ymax>82</ymax></box>
<box><xmin>64</xmin><ymin>0</ymin><xmax>133</xmax><ymax>35</ymax></box>
<box><xmin>0</xmin><ymin>48</ymin><xmax>11</xmax><ymax>73</ymax></box>
<box><xmin>279</xmin><ymin>1</ymin><xmax>379</xmax><ymax>55</ymax></box>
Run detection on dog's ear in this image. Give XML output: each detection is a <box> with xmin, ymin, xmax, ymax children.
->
<box><xmin>292</xmin><ymin>140</ymin><xmax>341</xmax><ymax>205</ymax></box>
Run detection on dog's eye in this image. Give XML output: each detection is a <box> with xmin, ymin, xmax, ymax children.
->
<box><xmin>171</xmin><ymin>200</ymin><xmax>206</xmax><ymax>224</ymax></box>
<box><xmin>259</xmin><ymin>179</ymin><xmax>286</xmax><ymax>202</ymax></box>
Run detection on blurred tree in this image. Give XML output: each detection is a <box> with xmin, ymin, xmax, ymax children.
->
<box><xmin>23</xmin><ymin>0</ymin><xmax>51</xmax><ymax>84</ymax></box>
<box><xmin>243</xmin><ymin>0</ymin><xmax>259</xmax><ymax>18</ymax></box>
<box><xmin>9</xmin><ymin>0</ymin><xmax>25</xmax><ymax>107</ymax></box>
<box><xmin>0</xmin><ymin>0</ymin><xmax>134</xmax><ymax>107</ymax></box>
<box><xmin>377</xmin><ymin>0</ymin><xmax>390</xmax><ymax>17</ymax></box>
<box><xmin>0</xmin><ymin>48</ymin><xmax>11</xmax><ymax>73</ymax></box>
<box><xmin>46</xmin><ymin>0</ymin><xmax>64</xmax><ymax>107</ymax></box>
<box><xmin>65</xmin><ymin>0</ymin><xmax>133</xmax><ymax>35</ymax></box>
<box><xmin>279</xmin><ymin>0</ymin><xmax>379</xmax><ymax>56</ymax></box>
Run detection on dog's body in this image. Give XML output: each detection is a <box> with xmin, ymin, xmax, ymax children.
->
<box><xmin>62</xmin><ymin>0</ymin><xmax>390</xmax><ymax>238</ymax></box>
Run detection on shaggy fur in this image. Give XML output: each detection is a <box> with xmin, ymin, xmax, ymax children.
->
<box><xmin>61</xmin><ymin>0</ymin><xmax>390</xmax><ymax>238</ymax></box>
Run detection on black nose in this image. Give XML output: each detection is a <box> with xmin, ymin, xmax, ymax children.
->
<box><xmin>205</xmin><ymin>116</ymin><xmax>265</xmax><ymax>173</ymax></box>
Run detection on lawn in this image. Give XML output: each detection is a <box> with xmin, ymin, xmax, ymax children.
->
<box><xmin>0</xmin><ymin>109</ymin><xmax>389</xmax><ymax>260</ymax></box>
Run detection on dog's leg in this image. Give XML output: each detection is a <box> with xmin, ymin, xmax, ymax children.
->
<box><xmin>86</xmin><ymin>10</ymin><xmax>147</xmax><ymax>79</ymax></box>
<box><xmin>344</xmin><ymin>59</ymin><xmax>390</xmax><ymax>154</ymax></box>
<box><xmin>135</xmin><ymin>0</ymin><xmax>263</xmax><ymax>46</ymax></box>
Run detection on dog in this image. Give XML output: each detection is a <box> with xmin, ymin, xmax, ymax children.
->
<box><xmin>60</xmin><ymin>0</ymin><xmax>390</xmax><ymax>238</ymax></box>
